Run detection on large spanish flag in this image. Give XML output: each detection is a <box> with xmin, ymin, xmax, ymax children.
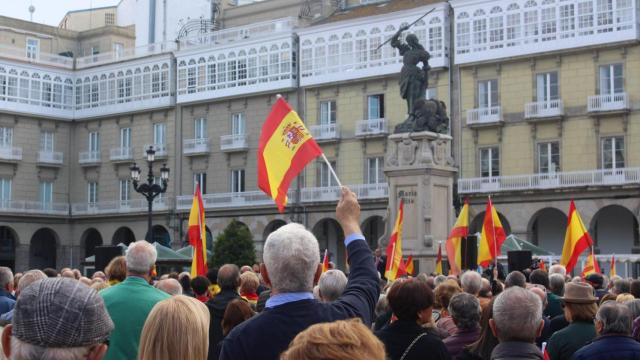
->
<box><xmin>435</xmin><ymin>243</ymin><xmax>443</xmax><ymax>275</ymax></box>
<box><xmin>188</xmin><ymin>183</ymin><xmax>208</xmax><ymax>277</ymax></box>
<box><xmin>560</xmin><ymin>200</ymin><xmax>593</xmax><ymax>273</ymax></box>
<box><xmin>385</xmin><ymin>200</ymin><xmax>404</xmax><ymax>281</ymax></box>
<box><xmin>581</xmin><ymin>249</ymin><xmax>601</xmax><ymax>277</ymax></box>
<box><xmin>477</xmin><ymin>198</ymin><xmax>507</xmax><ymax>267</ymax></box>
<box><xmin>446</xmin><ymin>202</ymin><xmax>469</xmax><ymax>275</ymax></box>
<box><xmin>258</xmin><ymin>97</ymin><xmax>323</xmax><ymax>212</ymax></box>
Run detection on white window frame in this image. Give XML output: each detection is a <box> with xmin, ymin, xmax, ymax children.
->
<box><xmin>194</xmin><ymin>173</ymin><xmax>207</xmax><ymax>194</ymax></box>
<box><xmin>230</xmin><ymin>169</ymin><xmax>245</xmax><ymax>193</ymax></box>
<box><xmin>26</xmin><ymin>38</ymin><xmax>39</xmax><ymax>60</ymax></box>
<box><xmin>0</xmin><ymin>178</ymin><xmax>11</xmax><ymax>206</ymax></box>
<box><xmin>39</xmin><ymin>181</ymin><xmax>53</xmax><ymax>208</ymax></box>
<box><xmin>87</xmin><ymin>182</ymin><xmax>98</xmax><ymax>205</ymax></box>
<box><xmin>154</xmin><ymin>123</ymin><xmax>166</xmax><ymax>145</ymax></box>
<box><xmin>367</xmin><ymin>94</ymin><xmax>384</xmax><ymax>120</ymax></box>
<box><xmin>318</xmin><ymin>160</ymin><xmax>338</xmax><ymax>187</ymax></box>
<box><xmin>194</xmin><ymin>118</ymin><xmax>207</xmax><ymax>139</ymax></box>
<box><xmin>40</xmin><ymin>131</ymin><xmax>54</xmax><ymax>152</ymax></box>
<box><xmin>89</xmin><ymin>131</ymin><xmax>99</xmax><ymax>152</ymax></box>
<box><xmin>231</xmin><ymin>113</ymin><xmax>245</xmax><ymax>136</ymax></box>
<box><xmin>479</xmin><ymin>147</ymin><xmax>500</xmax><ymax>178</ymax></box>
<box><xmin>0</xmin><ymin>128</ymin><xmax>13</xmax><ymax>148</ymax></box>
<box><xmin>119</xmin><ymin>179</ymin><xmax>130</xmax><ymax>204</ymax></box>
<box><xmin>120</xmin><ymin>127</ymin><xmax>131</xmax><ymax>148</ymax></box>
<box><xmin>319</xmin><ymin>100</ymin><xmax>337</xmax><ymax>125</ymax></box>
<box><xmin>367</xmin><ymin>157</ymin><xmax>385</xmax><ymax>184</ymax></box>
<box><xmin>598</xmin><ymin>63</ymin><xmax>623</xmax><ymax>95</ymax></box>
<box><xmin>536</xmin><ymin>72</ymin><xmax>559</xmax><ymax>102</ymax></box>
<box><xmin>601</xmin><ymin>136</ymin><xmax>624</xmax><ymax>169</ymax></box>
<box><xmin>478</xmin><ymin>79</ymin><xmax>499</xmax><ymax>108</ymax></box>
<box><xmin>537</xmin><ymin>141</ymin><xmax>560</xmax><ymax>174</ymax></box>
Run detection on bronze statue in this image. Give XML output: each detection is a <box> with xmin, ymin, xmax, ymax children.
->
<box><xmin>388</xmin><ymin>22</ymin><xmax>449</xmax><ymax>134</ymax></box>
<box><xmin>391</xmin><ymin>24</ymin><xmax>430</xmax><ymax>115</ymax></box>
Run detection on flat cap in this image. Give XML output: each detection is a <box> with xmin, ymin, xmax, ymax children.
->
<box><xmin>13</xmin><ymin>277</ymin><xmax>114</xmax><ymax>348</ymax></box>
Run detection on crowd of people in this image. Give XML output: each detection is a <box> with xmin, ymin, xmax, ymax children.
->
<box><xmin>0</xmin><ymin>187</ymin><xmax>639</xmax><ymax>360</ymax></box>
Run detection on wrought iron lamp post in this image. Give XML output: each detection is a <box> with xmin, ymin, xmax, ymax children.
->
<box><xmin>130</xmin><ymin>146</ymin><xmax>170</xmax><ymax>242</ymax></box>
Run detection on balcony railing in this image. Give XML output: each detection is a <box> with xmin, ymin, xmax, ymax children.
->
<box><xmin>309</xmin><ymin>124</ymin><xmax>339</xmax><ymax>141</ymax></box>
<box><xmin>458</xmin><ymin>168</ymin><xmax>640</xmax><ymax>194</ymax></box>
<box><xmin>0</xmin><ymin>146</ymin><xmax>23</xmax><ymax>161</ymax></box>
<box><xmin>72</xmin><ymin>198</ymin><xmax>171</xmax><ymax>215</ymax></box>
<box><xmin>37</xmin><ymin>151</ymin><xmax>64</xmax><ymax>165</ymax></box>
<box><xmin>78</xmin><ymin>151</ymin><xmax>101</xmax><ymax>165</ymax></box>
<box><xmin>220</xmin><ymin>134</ymin><xmax>249</xmax><ymax>152</ymax></box>
<box><xmin>0</xmin><ymin>200</ymin><xmax>69</xmax><ymax>215</ymax></box>
<box><xmin>355</xmin><ymin>118</ymin><xmax>388</xmax><ymax>137</ymax></box>
<box><xmin>183</xmin><ymin>138</ymin><xmax>210</xmax><ymax>155</ymax></box>
<box><xmin>587</xmin><ymin>93</ymin><xmax>629</xmax><ymax>113</ymax></box>
<box><xmin>176</xmin><ymin>190</ymin><xmax>279</xmax><ymax>210</ymax></box>
<box><xmin>301</xmin><ymin>183</ymin><xmax>389</xmax><ymax>203</ymax></box>
<box><xmin>467</xmin><ymin>106</ymin><xmax>502</xmax><ymax>126</ymax></box>
<box><xmin>144</xmin><ymin>144</ymin><xmax>167</xmax><ymax>158</ymax></box>
<box><xmin>178</xmin><ymin>17</ymin><xmax>297</xmax><ymax>50</ymax></box>
<box><xmin>75</xmin><ymin>41</ymin><xmax>177</xmax><ymax>69</ymax></box>
<box><xmin>524</xmin><ymin>100</ymin><xmax>564</xmax><ymax>119</ymax></box>
<box><xmin>110</xmin><ymin>147</ymin><xmax>134</xmax><ymax>161</ymax></box>
<box><xmin>0</xmin><ymin>44</ymin><xmax>74</xmax><ymax>69</ymax></box>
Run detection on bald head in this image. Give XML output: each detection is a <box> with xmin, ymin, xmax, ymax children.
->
<box><xmin>156</xmin><ymin>278</ymin><xmax>183</xmax><ymax>296</ymax></box>
<box><xmin>218</xmin><ymin>264</ymin><xmax>240</xmax><ymax>290</ymax></box>
<box><xmin>16</xmin><ymin>270</ymin><xmax>46</xmax><ymax>297</ymax></box>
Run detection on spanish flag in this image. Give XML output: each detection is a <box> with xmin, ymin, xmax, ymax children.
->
<box><xmin>446</xmin><ymin>202</ymin><xmax>469</xmax><ymax>275</ymax></box>
<box><xmin>477</xmin><ymin>198</ymin><xmax>507</xmax><ymax>267</ymax></box>
<box><xmin>321</xmin><ymin>249</ymin><xmax>330</xmax><ymax>273</ymax></box>
<box><xmin>405</xmin><ymin>256</ymin><xmax>414</xmax><ymax>276</ymax></box>
<box><xmin>581</xmin><ymin>249</ymin><xmax>600</xmax><ymax>277</ymax></box>
<box><xmin>258</xmin><ymin>97</ymin><xmax>323</xmax><ymax>212</ymax></box>
<box><xmin>188</xmin><ymin>183</ymin><xmax>208</xmax><ymax>277</ymax></box>
<box><xmin>385</xmin><ymin>200</ymin><xmax>404</xmax><ymax>281</ymax></box>
<box><xmin>435</xmin><ymin>244</ymin><xmax>443</xmax><ymax>275</ymax></box>
<box><xmin>610</xmin><ymin>255</ymin><xmax>617</xmax><ymax>277</ymax></box>
<box><xmin>560</xmin><ymin>200</ymin><xmax>593</xmax><ymax>273</ymax></box>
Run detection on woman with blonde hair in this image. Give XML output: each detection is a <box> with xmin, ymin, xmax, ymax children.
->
<box><xmin>138</xmin><ymin>295</ymin><xmax>210</xmax><ymax>360</ymax></box>
<box><xmin>281</xmin><ymin>319</ymin><xmax>385</xmax><ymax>360</ymax></box>
<box><xmin>105</xmin><ymin>255</ymin><xmax>127</xmax><ymax>285</ymax></box>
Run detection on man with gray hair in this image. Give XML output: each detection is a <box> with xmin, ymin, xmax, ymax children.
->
<box><xmin>548</xmin><ymin>264</ymin><xmax>566</xmax><ymax>278</ymax></box>
<box><xmin>460</xmin><ymin>271</ymin><xmax>482</xmax><ymax>295</ymax></box>
<box><xmin>155</xmin><ymin>278</ymin><xmax>183</xmax><ymax>296</ymax></box>
<box><xmin>220</xmin><ymin>188</ymin><xmax>379</xmax><ymax>360</ymax></box>
<box><xmin>443</xmin><ymin>293</ymin><xmax>481</xmax><ymax>358</ymax></box>
<box><xmin>489</xmin><ymin>287</ymin><xmax>545</xmax><ymax>359</ymax></box>
<box><xmin>1</xmin><ymin>277</ymin><xmax>114</xmax><ymax>360</ymax></box>
<box><xmin>100</xmin><ymin>240</ymin><xmax>169</xmax><ymax>360</ymax></box>
<box><xmin>0</xmin><ymin>269</ymin><xmax>47</xmax><ymax>323</ymax></box>
<box><xmin>548</xmin><ymin>273</ymin><xmax>565</xmax><ymax>297</ymax></box>
<box><xmin>318</xmin><ymin>269</ymin><xmax>348</xmax><ymax>302</ymax></box>
<box><xmin>504</xmin><ymin>271</ymin><xmax>526</xmax><ymax>288</ymax></box>
<box><xmin>0</xmin><ymin>267</ymin><xmax>15</xmax><ymax>316</ymax></box>
<box><xmin>572</xmin><ymin>301</ymin><xmax>640</xmax><ymax>360</ymax></box>
<box><xmin>206</xmin><ymin>263</ymin><xmax>241</xmax><ymax>358</ymax></box>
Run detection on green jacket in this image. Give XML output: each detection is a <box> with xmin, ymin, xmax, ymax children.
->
<box><xmin>545</xmin><ymin>293</ymin><xmax>563</xmax><ymax>318</ymax></box>
<box><xmin>546</xmin><ymin>321</ymin><xmax>596</xmax><ymax>360</ymax></box>
<box><xmin>100</xmin><ymin>276</ymin><xmax>170</xmax><ymax>360</ymax></box>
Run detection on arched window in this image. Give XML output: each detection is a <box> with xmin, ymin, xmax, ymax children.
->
<box><xmin>541</xmin><ymin>0</ymin><xmax>557</xmax><ymax>41</ymax></box>
<box><xmin>327</xmin><ymin>35</ymin><xmax>340</xmax><ymax>73</ymax></box>
<box><xmin>524</xmin><ymin>0</ymin><xmax>539</xmax><ymax>43</ymax></box>
<box><xmin>429</xmin><ymin>17</ymin><xmax>444</xmax><ymax>57</ymax></box>
<box><xmin>30</xmin><ymin>72</ymin><xmax>41</xmax><ymax>105</ymax></box>
<box><xmin>506</xmin><ymin>4</ymin><xmax>522</xmax><ymax>46</ymax></box>
<box><xmin>247</xmin><ymin>49</ymin><xmax>257</xmax><ymax>83</ymax></box>
<box><xmin>300</xmin><ymin>39</ymin><xmax>313</xmax><ymax>76</ymax></box>
<box><xmin>52</xmin><ymin>76</ymin><xmax>62</xmax><ymax>108</ymax></box>
<box><xmin>341</xmin><ymin>33</ymin><xmax>354</xmax><ymax>70</ymax></box>
<box><xmin>489</xmin><ymin>6</ymin><xmax>504</xmax><ymax>48</ymax></box>
<box><xmin>314</xmin><ymin>38</ymin><xmax>327</xmax><ymax>75</ymax></box>
<box><xmin>355</xmin><ymin>30</ymin><xmax>367</xmax><ymax>68</ymax></box>
<box><xmin>369</xmin><ymin>28</ymin><xmax>382</xmax><ymax>65</ymax></box>
<box><xmin>473</xmin><ymin>9</ymin><xmax>488</xmax><ymax>51</ymax></box>
<box><xmin>456</xmin><ymin>12</ymin><xmax>471</xmax><ymax>54</ymax></box>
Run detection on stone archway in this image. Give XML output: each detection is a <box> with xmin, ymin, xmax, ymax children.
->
<box><xmin>0</xmin><ymin>226</ymin><xmax>17</xmax><ymax>270</ymax></box>
<box><xmin>149</xmin><ymin>225</ymin><xmax>171</xmax><ymax>247</ymax></box>
<box><xmin>81</xmin><ymin>228</ymin><xmax>103</xmax><ymax>258</ymax></box>
<box><xmin>528</xmin><ymin>207</ymin><xmax>566</xmax><ymax>255</ymax></box>
<box><xmin>112</xmin><ymin>227</ymin><xmax>136</xmax><ymax>246</ymax></box>
<box><xmin>362</xmin><ymin>215</ymin><xmax>384</xmax><ymax>251</ymax></box>
<box><xmin>312</xmin><ymin>218</ymin><xmax>345</xmax><ymax>270</ymax></box>
<box><xmin>590</xmin><ymin>205</ymin><xmax>639</xmax><ymax>254</ymax></box>
<box><xmin>263</xmin><ymin>219</ymin><xmax>287</xmax><ymax>241</ymax></box>
<box><xmin>30</xmin><ymin>228</ymin><xmax>58</xmax><ymax>269</ymax></box>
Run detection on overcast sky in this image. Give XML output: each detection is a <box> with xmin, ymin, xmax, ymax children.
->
<box><xmin>2</xmin><ymin>0</ymin><xmax>121</xmax><ymax>26</ymax></box>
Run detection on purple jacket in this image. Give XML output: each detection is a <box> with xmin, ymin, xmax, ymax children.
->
<box><xmin>443</xmin><ymin>327</ymin><xmax>481</xmax><ymax>358</ymax></box>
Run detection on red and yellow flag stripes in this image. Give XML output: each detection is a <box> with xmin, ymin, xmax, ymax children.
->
<box><xmin>446</xmin><ymin>202</ymin><xmax>469</xmax><ymax>275</ymax></box>
<box><xmin>404</xmin><ymin>256</ymin><xmax>414</xmax><ymax>276</ymax></box>
<box><xmin>610</xmin><ymin>255</ymin><xmax>617</xmax><ymax>277</ymax></box>
<box><xmin>188</xmin><ymin>183</ymin><xmax>208</xmax><ymax>277</ymax></box>
<box><xmin>477</xmin><ymin>198</ymin><xmax>507</xmax><ymax>267</ymax></box>
<box><xmin>321</xmin><ymin>249</ymin><xmax>330</xmax><ymax>273</ymax></box>
<box><xmin>581</xmin><ymin>249</ymin><xmax>601</xmax><ymax>278</ymax></box>
<box><xmin>435</xmin><ymin>244</ymin><xmax>443</xmax><ymax>275</ymax></box>
<box><xmin>258</xmin><ymin>97</ymin><xmax>323</xmax><ymax>212</ymax></box>
<box><xmin>560</xmin><ymin>200</ymin><xmax>593</xmax><ymax>273</ymax></box>
<box><xmin>385</xmin><ymin>200</ymin><xmax>404</xmax><ymax>281</ymax></box>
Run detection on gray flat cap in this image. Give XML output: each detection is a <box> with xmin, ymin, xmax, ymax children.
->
<box><xmin>12</xmin><ymin>277</ymin><xmax>114</xmax><ymax>348</ymax></box>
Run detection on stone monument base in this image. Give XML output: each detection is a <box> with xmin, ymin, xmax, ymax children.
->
<box><xmin>383</xmin><ymin>130</ymin><xmax>457</xmax><ymax>274</ymax></box>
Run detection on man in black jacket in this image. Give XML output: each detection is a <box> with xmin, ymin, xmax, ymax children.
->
<box><xmin>220</xmin><ymin>187</ymin><xmax>379</xmax><ymax>360</ymax></box>
<box><xmin>206</xmin><ymin>264</ymin><xmax>240</xmax><ymax>360</ymax></box>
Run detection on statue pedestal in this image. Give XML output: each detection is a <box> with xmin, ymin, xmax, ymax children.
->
<box><xmin>384</xmin><ymin>131</ymin><xmax>457</xmax><ymax>274</ymax></box>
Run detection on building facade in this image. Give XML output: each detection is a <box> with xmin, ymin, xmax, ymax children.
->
<box><xmin>0</xmin><ymin>0</ymin><xmax>638</xmax><ymax>273</ymax></box>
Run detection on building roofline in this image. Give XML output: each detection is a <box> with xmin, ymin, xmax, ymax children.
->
<box><xmin>61</xmin><ymin>5</ymin><xmax>118</xmax><ymax>17</ymax></box>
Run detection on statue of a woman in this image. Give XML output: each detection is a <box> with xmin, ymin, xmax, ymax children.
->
<box><xmin>390</xmin><ymin>25</ymin><xmax>431</xmax><ymax>115</ymax></box>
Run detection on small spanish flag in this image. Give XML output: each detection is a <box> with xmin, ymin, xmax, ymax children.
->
<box><xmin>446</xmin><ymin>201</ymin><xmax>469</xmax><ymax>275</ymax></box>
<box><xmin>610</xmin><ymin>254</ymin><xmax>617</xmax><ymax>277</ymax></box>
<box><xmin>188</xmin><ymin>183</ymin><xmax>208</xmax><ymax>277</ymax></box>
<box><xmin>385</xmin><ymin>200</ymin><xmax>404</xmax><ymax>281</ymax></box>
<box><xmin>538</xmin><ymin>259</ymin><xmax>546</xmax><ymax>272</ymax></box>
<box><xmin>435</xmin><ymin>244</ymin><xmax>443</xmax><ymax>275</ymax></box>
<box><xmin>560</xmin><ymin>200</ymin><xmax>593</xmax><ymax>273</ymax></box>
<box><xmin>477</xmin><ymin>198</ymin><xmax>507</xmax><ymax>267</ymax></box>
<box><xmin>581</xmin><ymin>248</ymin><xmax>601</xmax><ymax>278</ymax></box>
<box><xmin>321</xmin><ymin>249</ymin><xmax>330</xmax><ymax>273</ymax></box>
<box><xmin>258</xmin><ymin>97</ymin><xmax>323</xmax><ymax>212</ymax></box>
<box><xmin>405</xmin><ymin>256</ymin><xmax>414</xmax><ymax>276</ymax></box>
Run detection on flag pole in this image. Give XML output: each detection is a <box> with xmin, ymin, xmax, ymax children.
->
<box><xmin>321</xmin><ymin>153</ymin><xmax>343</xmax><ymax>187</ymax></box>
<box><xmin>490</xmin><ymin>195</ymin><xmax>498</xmax><ymax>269</ymax></box>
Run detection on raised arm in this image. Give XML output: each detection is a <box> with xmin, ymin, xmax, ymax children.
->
<box><xmin>390</xmin><ymin>24</ymin><xmax>410</xmax><ymax>52</ymax></box>
<box><xmin>331</xmin><ymin>187</ymin><xmax>381</xmax><ymax>325</ymax></box>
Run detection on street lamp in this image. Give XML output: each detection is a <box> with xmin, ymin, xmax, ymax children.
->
<box><xmin>130</xmin><ymin>146</ymin><xmax>169</xmax><ymax>242</ymax></box>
